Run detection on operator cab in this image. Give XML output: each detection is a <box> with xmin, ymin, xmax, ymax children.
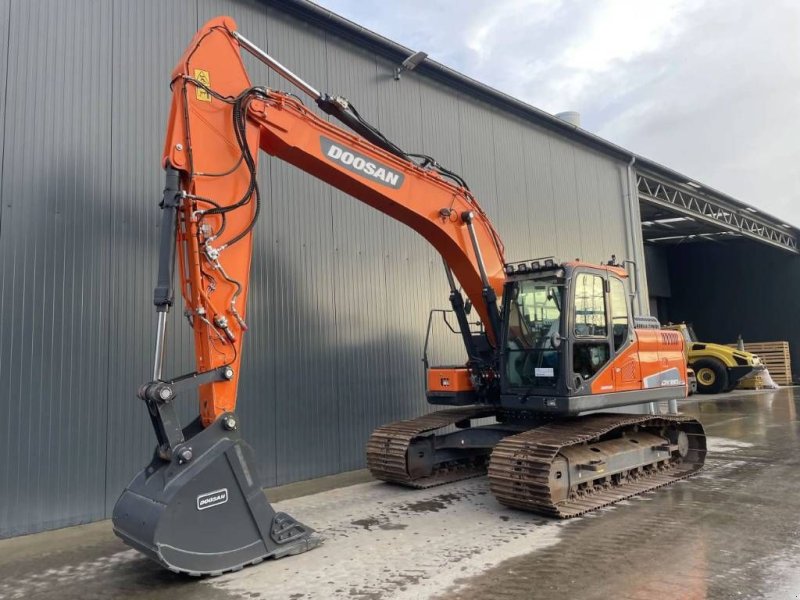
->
<box><xmin>499</xmin><ymin>258</ymin><xmax>645</xmax><ymax>415</ymax></box>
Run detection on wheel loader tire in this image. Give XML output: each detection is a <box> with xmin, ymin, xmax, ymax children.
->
<box><xmin>693</xmin><ymin>358</ymin><xmax>728</xmax><ymax>394</ymax></box>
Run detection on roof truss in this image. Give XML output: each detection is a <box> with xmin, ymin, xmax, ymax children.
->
<box><xmin>637</xmin><ymin>172</ymin><xmax>797</xmax><ymax>253</ymax></box>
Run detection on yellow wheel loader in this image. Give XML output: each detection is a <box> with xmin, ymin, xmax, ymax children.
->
<box><xmin>664</xmin><ymin>324</ymin><xmax>763</xmax><ymax>394</ymax></box>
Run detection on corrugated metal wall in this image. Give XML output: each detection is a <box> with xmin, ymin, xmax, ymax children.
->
<box><xmin>0</xmin><ymin>0</ymin><xmax>633</xmax><ymax>537</ymax></box>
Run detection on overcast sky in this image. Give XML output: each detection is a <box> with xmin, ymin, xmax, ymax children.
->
<box><xmin>313</xmin><ymin>0</ymin><xmax>799</xmax><ymax>226</ymax></box>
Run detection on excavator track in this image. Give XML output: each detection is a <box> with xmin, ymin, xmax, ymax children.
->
<box><xmin>488</xmin><ymin>413</ymin><xmax>706</xmax><ymax>518</ymax></box>
<box><xmin>367</xmin><ymin>406</ymin><xmax>498</xmax><ymax>488</ymax></box>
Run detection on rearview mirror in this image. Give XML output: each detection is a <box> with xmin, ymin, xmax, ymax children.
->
<box><xmin>547</xmin><ymin>287</ymin><xmax>561</xmax><ymax>311</ymax></box>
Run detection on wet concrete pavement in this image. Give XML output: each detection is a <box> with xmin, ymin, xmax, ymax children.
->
<box><xmin>444</xmin><ymin>388</ymin><xmax>800</xmax><ymax>600</ymax></box>
<box><xmin>1</xmin><ymin>388</ymin><xmax>799</xmax><ymax>599</ymax></box>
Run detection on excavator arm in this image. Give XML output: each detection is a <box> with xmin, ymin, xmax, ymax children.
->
<box><xmin>159</xmin><ymin>17</ymin><xmax>506</xmax><ymax>427</ymax></box>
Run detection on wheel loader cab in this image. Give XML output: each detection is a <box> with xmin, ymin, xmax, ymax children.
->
<box><xmin>499</xmin><ymin>261</ymin><xmax>672</xmax><ymax>415</ymax></box>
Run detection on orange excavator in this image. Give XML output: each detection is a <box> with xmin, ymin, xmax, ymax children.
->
<box><xmin>112</xmin><ymin>17</ymin><xmax>707</xmax><ymax>575</ymax></box>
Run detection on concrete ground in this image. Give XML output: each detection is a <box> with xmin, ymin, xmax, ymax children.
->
<box><xmin>1</xmin><ymin>388</ymin><xmax>799</xmax><ymax>600</ymax></box>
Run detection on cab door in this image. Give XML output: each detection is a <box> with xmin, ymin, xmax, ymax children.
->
<box><xmin>608</xmin><ymin>276</ymin><xmax>641</xmax><ymax>391</ymax></box>
<box><xmin>570</xmin><ymin>270</ymin><xmax>614</xmax><ymax>393</ymax></box>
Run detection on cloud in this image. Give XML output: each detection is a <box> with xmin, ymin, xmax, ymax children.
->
<box><xmin>313</xmin><ymin>0</ymin><xmax>800</xmax><ymax>225</ymax></box>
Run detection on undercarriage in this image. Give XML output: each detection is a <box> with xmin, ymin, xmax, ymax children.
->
<box><xmin>367</xmin><ymin>407</ymin><xmax>706</xmax><ymax>517</ymax></box>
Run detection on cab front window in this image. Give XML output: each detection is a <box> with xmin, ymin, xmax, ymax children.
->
<box><xmin>505</xmin><ymin>280</ymin><xmax>563</xmax><ymax>388</ymax></box>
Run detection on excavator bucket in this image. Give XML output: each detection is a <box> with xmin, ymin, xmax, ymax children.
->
<box><xmin>113</xmin><ymin>415</ymin><xmax>321</xmax><ymax>576</ymax></box>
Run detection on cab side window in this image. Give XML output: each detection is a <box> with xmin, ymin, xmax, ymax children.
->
<box><xmin>574</xmin><ymin>273</ymin><xmax>607</xmax><ymax>337</ymax></box>
<box><xmin>572</xmin><ymin>273</ymin><xmax>610</xmax><ymax>380</ymax></box>
<box><xmin>609</xmin><ymin>277</ymin><xmax>630</xmax><ymax>351</ymax></box>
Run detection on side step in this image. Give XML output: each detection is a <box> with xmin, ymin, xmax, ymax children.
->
<box><xmin>113</xmin><ymin>414</ymin><xmax>322</xmax><ymax>576</ymax></box>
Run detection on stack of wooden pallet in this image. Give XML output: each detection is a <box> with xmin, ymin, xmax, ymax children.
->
<box><xmin>738</xmin><ymin>374</ymin><xmax>764</xmax><ymax>390</ymax></box>
<box><xmin>727</xmin><ymin>341</ymin><xmax>793</xmax><ymax>386</ymax></box>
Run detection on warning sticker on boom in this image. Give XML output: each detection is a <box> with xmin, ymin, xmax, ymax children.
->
<box><xmin>194</xmin><ymin>69</ymin><xmax>211</xmax><ymax>103</ymax></box>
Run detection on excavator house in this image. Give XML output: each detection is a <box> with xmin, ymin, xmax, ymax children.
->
<box><xmin>112</xmin><ymin>17</ymin><xmax>707</xmax><ymax>575</ymax></box>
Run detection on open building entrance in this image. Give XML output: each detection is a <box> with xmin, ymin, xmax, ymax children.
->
<box><xmin>637</xmin><ymin>171</ymin><xmax>799</xmax><ymax>384</ymax></box>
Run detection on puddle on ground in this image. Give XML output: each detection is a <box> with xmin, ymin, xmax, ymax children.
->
<box><xmin>401</xmin><ymin>493</ymin><xmax>464</xmax><ymax>513</ymax></box>
<box><xmin>377</xmin><ymin>523</ymin><xmax>408</xmax><ymax>531</ymax></box>
<box><xmin>351</xmin><ymin>517</ymin><xmax>381</xmax><ymax>530</ymax></box>
<box><xmin>705</xmin><ymin>436</ymin><xmax>755</xmax><ymax>452</ymax></box>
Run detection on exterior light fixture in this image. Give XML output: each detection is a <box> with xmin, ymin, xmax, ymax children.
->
<box><xmin>394</xmin><ymin>50</ymin><xmax>428</xmax><ymax>80</ymax></box>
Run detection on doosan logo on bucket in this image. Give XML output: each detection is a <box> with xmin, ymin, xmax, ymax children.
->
<box><xmin>196</xmin><ymin>488</ymin><xmax>228</xmax><ymax>511</ymax></box>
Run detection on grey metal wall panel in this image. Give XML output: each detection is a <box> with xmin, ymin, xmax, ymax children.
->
<box><xmin>0</xmin><ymin>0</ymin><xmax>112</xmax><ymax>536</ymax></box>
<box><xmin>572</xmin><ymin>149</ymin><xmax>606</xmax><ymax>259</ymax></box>
<box><xmin>546</xmin><ymin>137</ymin><xmax>584</xmax><ymax>259</ymax></box>
<box><xmin>373</xmin><ymin>57</ymin><xmax>432</xmax><ymax>434</ymax></box>
<box><xmin>324</xmin><ymin>34</ymin><xmax>399</xmax><ymax>474</ymax></box>
<box><xmin>262</xmin><ymin>8</ymin><xmax>342</xmax><ymax>484</ymax></box>
<box><xmin>0</xmin><ymin>0</ymin><xmax>635</xmax><ymax>536</ymax></box>
<box><xmin>521</xmin><ymin>128</ymin><xmax>559</xmax><ymax>258</ymax></box>
<box><xmin>491</xmin><ymin>112</ymin><xmax>532</xmax><ymax>261</ymax></box>
<box><xmin>0</xmin><ymin>0</ymin><xmax>8</xmax><ymax>230</ymax></box>
<box><xmin>578</xmin><ymin>150</ymin><xmax>629</xmax><ymax>263</ymax></box>
<box><xmin>594</xmin><ymin>160</ymin><xmax>628</xmax><ymax>259</ymax></box>
<box><xmin>457</xmin><ymin>98</ymin><xmax>499</xmax><ymax>221</ymax></box>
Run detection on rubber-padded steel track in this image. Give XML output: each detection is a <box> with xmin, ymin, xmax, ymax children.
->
<box><xmin>488</xmin><ymin>413</ymin><xmax>706</xmax><ymax>518</ymax></box>
<box><xmin>366</xmin><ymin>406</ymin><xmax>497</xmax><ymax>488</ymax></box>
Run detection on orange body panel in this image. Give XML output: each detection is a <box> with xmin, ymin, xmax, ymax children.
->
<box><xmin>657</xmin><ymin>329</ymin><xmax>686</xmax><ymax>390</ymax></box>
<box><xmin>632</xmin><ymin>328</ymin><xmax>663</xmax><ymax>390</ymax></box>
<box><xmin>590</xmin><ymin>328</ymin><xmax>687</xmax><ymax>396</ymax></box>
<box><xmin>163</xmin><ymin>18</ymin><xmax>506</xmax><ymax>426</ymax></box>
<box><xmin>427</xmin><ymin>367</ymin><xmax>475</xmax><ymax>393</ymax></box>
<box><xmin>602</xmin><ymin>339</ymin><xmax>643</xmax><ymax>393</ymax></box>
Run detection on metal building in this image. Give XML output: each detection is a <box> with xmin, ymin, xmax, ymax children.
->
<box><xmin>0</xmin><ymin>0</ymin><xmax>796</xmax><ymax>538</ymax></box>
